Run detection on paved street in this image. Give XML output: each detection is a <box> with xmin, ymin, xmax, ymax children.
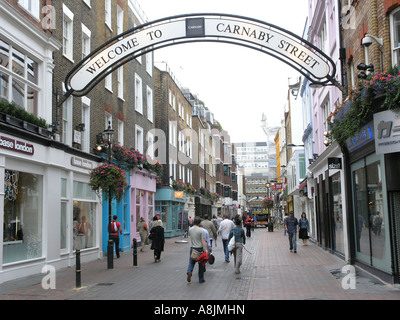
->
<box><xmin>1</xmin><ymin>227</ymin><xmax>400</xmax><ymax>300</ymax></box>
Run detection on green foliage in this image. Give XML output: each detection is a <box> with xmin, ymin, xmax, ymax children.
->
<box><xmin>89</xmin><ymin>163</ymin><xmax>128</xmax><ymax>202</ymax></box>
<box><xmin>0</xmin><ymin>99</ymin><xmax>48</xmax><ymax>128</ymax></box>
<box><xmin>329</xmin><ymin>67</ymin><xmax>400</xmax><ymax>147</ymax></box>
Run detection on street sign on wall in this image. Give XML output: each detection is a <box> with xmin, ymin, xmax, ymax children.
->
<box><xmin>65</xmin><ymin>14</ymin><xmax>336</xmax><ymax>97</ymax></box>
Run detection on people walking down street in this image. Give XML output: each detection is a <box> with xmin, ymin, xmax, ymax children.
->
<box><xmin>284</xmin><ymin>212</ymin><xmax>298</xmax><ymax>253</ymax></box>
<box><xmin>149</xmin><ymin>220</ymin><xmax>165</xmax><ymax>262</ymax></box>
<box><xmin>218</xmin><ymin>214</ymin><xmax>235</xmax><ymax>262</ymax></box>
<box><xmin>228</xmin><ymin>216</ymin><xmax>246</xmax><ymax>274</ymax></box>
<box><xmin>201</xmin><ymin>214</ymin><xmax>218</xmax><ymax>248</ymax></box>
<box><xmin>108</xmin><ymin>215</ymin><xmax>122</xmax><ymax>258</ymax></box>
<box><xmin>212</xmin><ymin>215</ymin><xmax>219</xmax><ymax>233</ymax></box>
<box><xmin>298</xmin><ymin>212</ymin><xmax>310</xmax><ymax>246</ymax></box>
<box><xmin>137</xmin><ymin>217</ymin><xmax>149</xmax><ymax>252</ymax></box>
<box><xmin>187</xmin><ymin>216</ymin><xmax>209</xmax><ymax>283</ymax></box>
<box><xmin>245</xmin><ymin>216</ymin><xmax>253</xmax><ymax>238</ymax></box>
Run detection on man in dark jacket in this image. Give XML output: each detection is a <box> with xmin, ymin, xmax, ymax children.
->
<box><xmin>284</xmin><ymin>212</ymin><xmax>298</xmax><ymax>253</ymax></box>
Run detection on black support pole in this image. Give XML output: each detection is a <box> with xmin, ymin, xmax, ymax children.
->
<box><xmin>76</xmin><ymin>250</ymin><xmax>81</xmax><ymax>289</ymax></box>
<box><xmin>133</xmin><ymin>238</ymin><xmax>137</xmax><ymax>266</ymax></box>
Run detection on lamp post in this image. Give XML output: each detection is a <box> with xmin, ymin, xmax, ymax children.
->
<box><xmin>102</xmin><ymin>121</ymin><xmax>116</xmax><ymax>269</ymax></box>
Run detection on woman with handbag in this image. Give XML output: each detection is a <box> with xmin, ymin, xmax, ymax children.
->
<box><xmin>186</xmin><ymin>216</ymin><xmax>209</xmax><ymax>283</ymax></box>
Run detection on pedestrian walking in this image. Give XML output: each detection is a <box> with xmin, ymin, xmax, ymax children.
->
<box><xmin>201</xmin><ymin>214</ymin><xmax>218</xmax><ymax>247</ymax></box>
<box><xmin>284</xmin><ymin>212</ymin><xmax>298</xmax><ymax>253</ymax></box>
<box><xmin>211</xmin><ymin>215</ymin><xmax>219</xmax><ymax>233</ymax></box>
<box><xmin>187</xmin><ymin>216</ymin><xmax>209</xmax><ymax>283</ymax></box>
<box><xmin>137</xmin><ymin>217</ymin><xmax>149</xmax><ymax>252</ymax></box>
<box><xmin>149</xmin><ymin>220</ymin><xmax>165</xmax><ymax>262</ymax></box>
<box><xmin>218</xmin><ymin>214</ymin><xmax>235</xmax><ymax>262</ymax></box>
<box><xmin>298</xmin><ymin>212</ymin><xmax>310</xmax><ymax>246</ymax></box>
<box><xmin>108</xmin><ymin>215</ymin><xmax>122</xmax><ymax>258</ymax></box>
<box><xmin>245</xmin><ymin>216</ymin><xmax>252</xmax><ymax>238</ymax></box>
<box><xmin>228</xmin><ymin>216</ymin><xmax>246</xmax><ymax>274</ymax></box>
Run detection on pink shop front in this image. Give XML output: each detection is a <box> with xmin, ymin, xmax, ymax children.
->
<box><xmin>130</xmin><ymin>169</ymin><xmax>157</xmax><ymax>245</ymax></box>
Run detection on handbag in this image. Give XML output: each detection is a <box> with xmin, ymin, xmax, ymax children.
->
<box><xmin>190</xmin><ymin>249</ymin><xmax>202</xmax><ymax>260</ymax></box>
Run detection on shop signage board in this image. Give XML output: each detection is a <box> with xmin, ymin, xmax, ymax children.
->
<box><xmin>374</xmin><ymin>110</ymin><xmax>400</xmax><ymax>155</ymax></box>
<box><xmin>0</xmin><ymin>135</ymin><xmax>34</xmax><ymax>155</ymax></box>
<box><xmin>328</xmin><ymin>158</ymin><xmax>342</xmax><ymax>170</ymax></box>
<box><xmin>174</xmin><ymin>191</ymin><xmax>184</xmax><ymax>199</ymax></box>
<box><xmin>65</xmin><ymin>14</ymin><xmax>336</xmax><ymax>97</ymax></box>
<box><xmin>71</xmin><ymin>156</ymin><xmax>95</xmax><ymax>170</ymax></box>
<box><xmin>346</xmin><ymin>123</ymin><xmax>374</xmax><ymax>152</ymax></box>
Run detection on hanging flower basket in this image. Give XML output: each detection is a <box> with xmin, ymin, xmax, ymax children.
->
<box><xmin>263</xmin><ymin>197</ymin><xmax>274</xmax><ymax>209</ymax></box>
<box><xmin>329</xmin><ymin>67</ymin><xmax>400</xmax><ymax>147</ymax></box>
<box><xmin>112</xmin><ymin>144</ymin><xmax>145</xmax><ymax>169</ymax></box>
<box><xmin>89</xmin><ymin>163</ymin><xmax>127</xmax><ymax>202</ymax></box>
<box><xmin>172</xmin><ymin>179</ymin><xmax>186</xmax><ymax>191</ymax></box>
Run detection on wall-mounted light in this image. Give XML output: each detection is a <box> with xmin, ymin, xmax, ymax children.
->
<box><xmin>324</xmin><ymin>131</ymin><xmax>330</xmax><ymax>147</ymax></box>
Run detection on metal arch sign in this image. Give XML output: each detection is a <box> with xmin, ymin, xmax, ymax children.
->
<box><xmin>65</xmin><ymin>13</ymin><xmax>337</xmax><ymax>97</ymax></box>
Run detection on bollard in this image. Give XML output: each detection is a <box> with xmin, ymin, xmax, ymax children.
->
<box><xmin>76</xmin><ymin>250</ymin><xmax>81</xmax><ymax>289</ymax></box>
<box><xmin>107</xmin><ymin>240</ymin><xmax>114</xmax><ymax>269</ymax></box>
<box><xmin>133</xmin><ymin>238</ymin><xmax>137</xmax><ymax>266</ymax></box>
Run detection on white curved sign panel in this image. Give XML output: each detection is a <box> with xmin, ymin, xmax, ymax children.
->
<box><xmin>66</xmin><ymin>14</ymin><xmax>334</xmax><ymax>95</ymax></box>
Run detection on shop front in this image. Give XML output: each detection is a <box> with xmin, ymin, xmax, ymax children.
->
<box><xmin>0</xmin><ymin>128</ymin><xmax>102</xmax><ymax>284</ymax></box>
<box><xmin>309</xmin><ymin>141</ymin><xmax>349</xmax><ymax>261</ymax></box>
<box><xmin>155</xmin><ymin>187</ymin><xmax>187</xmax><ymax>238</ymax></box>
<box><xmin>347</xmin><ymin>112</ymin><xmax>400</xmax><ymax>283</ymax></box>
<box><xmin>130</xmin><ymin>169</ymin><xmax>157</xmax><ymax>245</ymax></box>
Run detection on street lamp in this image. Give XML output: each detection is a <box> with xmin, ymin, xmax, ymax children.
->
<box><xmin>102</xmin><ymin>121</ymin><xmax>115</xmax><ymax>269</ymax></box>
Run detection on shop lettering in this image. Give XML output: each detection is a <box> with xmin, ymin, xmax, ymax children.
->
<box><xmin>0</xmin><ymin>136</ymin><xmax>34</xmax><ymax>155</ymax></box>
<box><xmin>216</xmin><ymin>23</ymin><xmax>274</xmax><ymax>43</ymax></box>
<box><xmin>71</xmin><ymin>156</ymin><xmax>94</xmax><ymax>170</ymax></box>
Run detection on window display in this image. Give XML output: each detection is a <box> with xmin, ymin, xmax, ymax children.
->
<box><xmin>73</xmin><ymin>181</ymin><xmax>97</xmax><ymax>251</ymax></box>
<box><xmin>3</xmin><ymin>170</ymin><xmax>43</xmax><ymax>264</ymax></box>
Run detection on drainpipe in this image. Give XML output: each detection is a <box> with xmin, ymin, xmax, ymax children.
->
<box><xmin>337</xmin><ymin>0</ymin><xmax>348</xmax><ymax>96</ymax></box>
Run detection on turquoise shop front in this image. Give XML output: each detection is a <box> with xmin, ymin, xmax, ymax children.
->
<box><xmin>155</xmin><ymin>187</ymin><xmax>188</xmax><ymax>238</ymax></box>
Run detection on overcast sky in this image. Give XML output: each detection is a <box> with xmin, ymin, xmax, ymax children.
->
<box><xmin>137</xmin><ymin>0</ymin><xmax>308</xmax><ymax>143</ymax></box>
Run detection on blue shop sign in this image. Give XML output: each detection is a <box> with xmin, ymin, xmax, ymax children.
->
<box><xmin>346</xmin><ymin>124</ymin><xmax>374</xmax><ymax>152</ymax></box>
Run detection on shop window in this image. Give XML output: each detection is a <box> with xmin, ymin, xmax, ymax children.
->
<box><xmin>352</xmin><ymin>158</ymin><xmax>388</xmax><ymax>269</ymax></box>
<box><xmin>3</xmin><ymin>170</ymin><xmax>43</xmax><ymax>264</ymax></box>
<box><xmin>331</xmin><ymin>172</ymin><xmax>344</xmax><ymax>254</ymax></box>
<box><xmin>148</xmin><ymin>192</ymin><xmax>154</xmax><ymax>222</ymax></box>
<box><xmin>73</xmin><ymin>202</ymin><xmax>96</xmax><ymax>250</ymax></box>
<box><xmin>73</xmin><ymin>181</ymin><xmax>97</xmax><ymax>250</ymax></box>
<box><xmin>155</xmin><ymin>202</ymin><xmax>168</xmax><ymax>228</ymax></box>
